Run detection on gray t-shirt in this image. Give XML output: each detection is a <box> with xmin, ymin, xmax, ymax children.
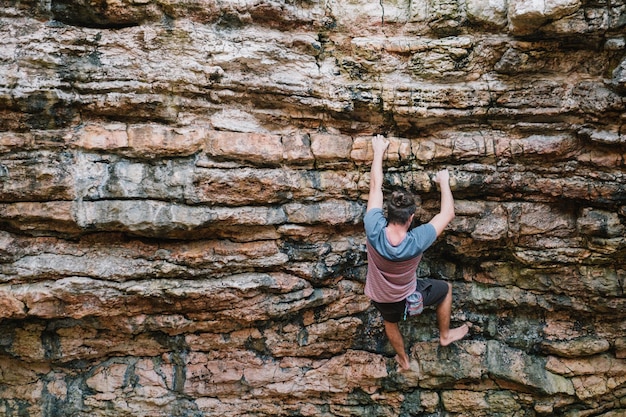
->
<box><xmin>364</xmin><ymin>208</ymin><xmax>437</xmax><ymax>261</ymax></box>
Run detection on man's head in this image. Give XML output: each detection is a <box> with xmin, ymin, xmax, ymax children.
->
<box><xmin>387</xmin><ymin>188</ymin><xmax>416</xmax><ymax>226</ymax></box>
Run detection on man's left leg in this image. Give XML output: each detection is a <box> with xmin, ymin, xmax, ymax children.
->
<box><xmin>383</xmin><ymin>320</ymin><xmax>410</xmax><ymax>371</ymax></box>
<box><xmin>372</xmin><ymin>300</ymin><xmax>412</xmax><ymax>371</ymax></box>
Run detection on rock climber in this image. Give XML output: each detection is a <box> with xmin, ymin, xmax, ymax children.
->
<box><xmin>364</xmin><ymin>134</ymin><xmax>469</xmax><ymax>371</ymax></box>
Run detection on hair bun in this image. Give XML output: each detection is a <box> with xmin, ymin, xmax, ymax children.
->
<box><xmin>391</xmin><ymin>190</ymin><xmax>413</xmax><ymax>208</ymax></box>
<box><xmin>387</xmin><ymin>188</ymin><xmax>417</xmax><ymax>225</ymax></box>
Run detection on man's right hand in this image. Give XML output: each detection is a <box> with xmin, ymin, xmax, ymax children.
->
<box><xmin>433</xmin><ymin>169</ymin><xmax>450</xmax><ymax>185</ymax></box>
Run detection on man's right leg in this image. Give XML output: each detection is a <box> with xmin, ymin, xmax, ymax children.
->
<box><xmin>436</xmin><ymin>283</ymin><xmax>469</xmax><ymax>346</ymax></box>
<box><xmin>383</xmin><ymin>320</ymin><xmax>410</xmax><ymax>370</ymax></box>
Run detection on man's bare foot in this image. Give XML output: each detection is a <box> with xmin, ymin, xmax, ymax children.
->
<box><xmin>440</xmin><ymin>323</ymin><xmax>469</xmax><ymax>347</ymax></box>
<box><xmin>395</xmin><ymin>354</ymin><xmax>410</xmax><ymax>372</ymax></box>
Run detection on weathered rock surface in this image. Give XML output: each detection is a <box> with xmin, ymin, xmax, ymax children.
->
<box><xmin>0</xmin><ymin>0</ymin><xmax>625</xmax><ymax>416</ymax></box>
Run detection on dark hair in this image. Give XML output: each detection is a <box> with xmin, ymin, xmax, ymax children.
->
<box><xmin>387</xmin><ymin>188</ymin><xmax>416</xmax><ymax>225</ymax></box>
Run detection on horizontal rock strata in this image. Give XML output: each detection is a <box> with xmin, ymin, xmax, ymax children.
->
<box><xmin>0</xmin><ymin>0</ymin><xmax>625</xmax><ymax>416</ymax></box>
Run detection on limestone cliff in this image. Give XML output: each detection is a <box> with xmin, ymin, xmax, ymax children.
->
<box><xmin>0</xmin><ymin>0</ymin><xmax>625</xmax><ymax>416</ymax></box>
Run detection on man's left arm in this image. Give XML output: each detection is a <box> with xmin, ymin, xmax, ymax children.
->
<box><xmin>367</xmin><ymin>135</ymin><xmax>389</xmax><ymax>212</ymax></box>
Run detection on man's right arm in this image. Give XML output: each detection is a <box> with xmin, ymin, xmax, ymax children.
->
<box><xmin>428</xmin><ymin>169</ymin><xmax>455</xmax><ymax>237</ymax></box>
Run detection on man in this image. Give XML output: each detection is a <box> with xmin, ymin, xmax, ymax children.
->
<box><xmin>364</xmin><ymin>134</ymin><xmax>469</xmax><ymax>371</ymax></box>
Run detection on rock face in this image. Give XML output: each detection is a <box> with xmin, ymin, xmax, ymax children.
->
<box><xmin>0</xmin><ymin>0</ymin><xmax>625</xmax><ymax>416</ymax></box>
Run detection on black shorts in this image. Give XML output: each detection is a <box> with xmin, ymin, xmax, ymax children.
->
<box><xmin>371</xmin><ymin>279</ymin><xmax>449</xmax><ymax>323</ymax></box>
